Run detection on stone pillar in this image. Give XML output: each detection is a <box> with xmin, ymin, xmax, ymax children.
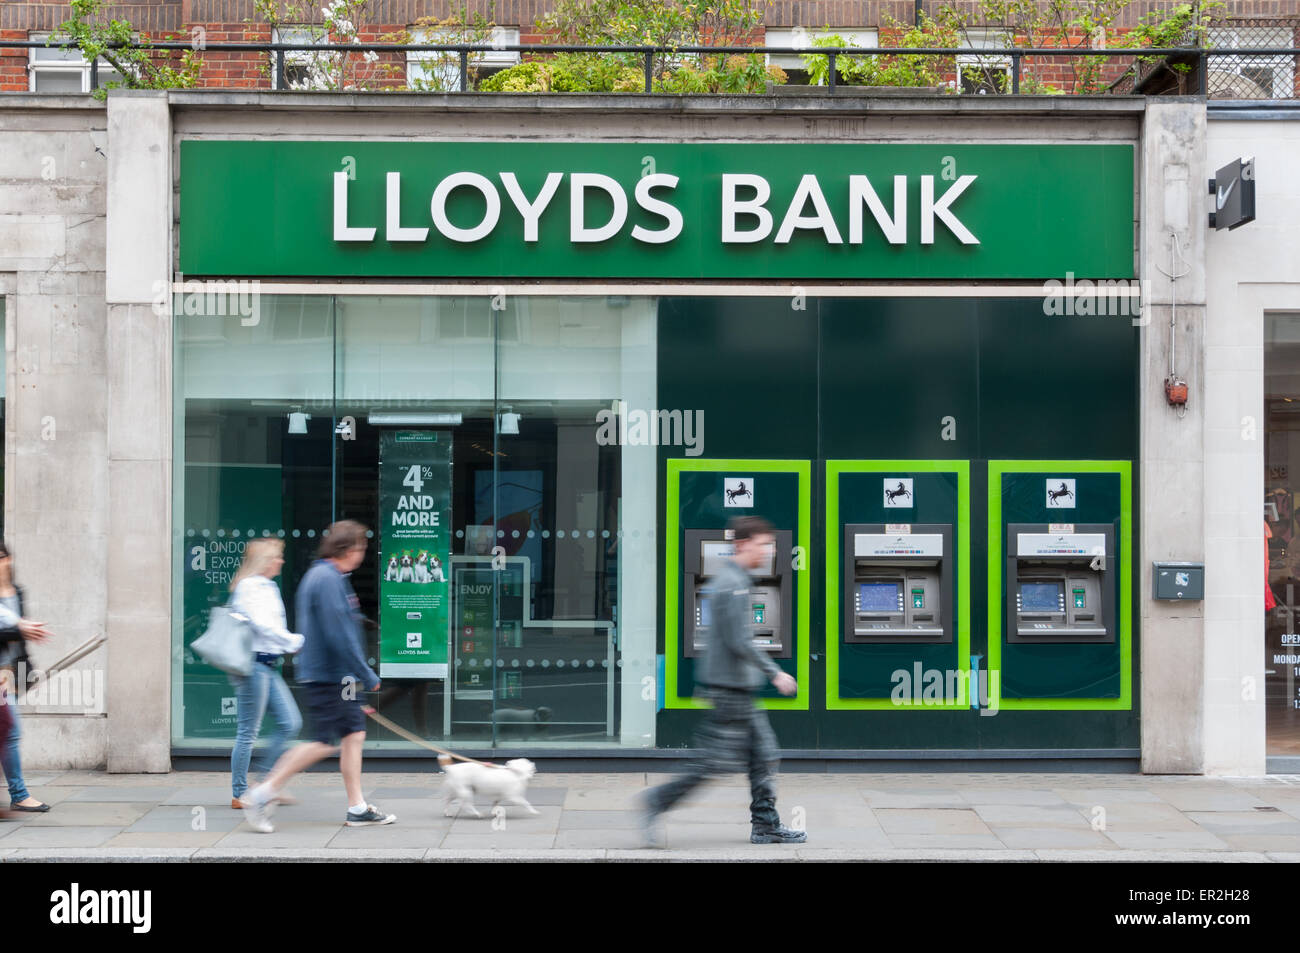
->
<box><xmin>1139</xmin><ymin>101</ymin><xmax>1208</xmax><ymax>774</ymax></box>
<box><xmin>104</xmin><ymin>91</ymin><xmax>172</xmax><ymax>773</ymax></box>
<box><xmin>0</xmin><ymin>102</ymin><xmax>111</xmax><ymax>768</ymax></box>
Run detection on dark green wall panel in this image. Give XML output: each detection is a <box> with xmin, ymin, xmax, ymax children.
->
<box><xmin>656</xmin><ymin>296</ymin><xmax>1140</xmax><ymax>753</ymax></box>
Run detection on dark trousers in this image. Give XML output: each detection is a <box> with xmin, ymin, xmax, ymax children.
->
<box><xmin>645</xmin><ymin>687</ymin><xmax>782</xmax><ymax>831</ymax></box>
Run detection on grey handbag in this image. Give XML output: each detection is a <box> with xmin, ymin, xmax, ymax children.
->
<box><xmin>191</xmin><ymin>604</ymin><xmax>255</xmax><ymax>676</ymax></box>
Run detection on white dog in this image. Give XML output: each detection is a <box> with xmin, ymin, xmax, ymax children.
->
<box><xmin>439</xmin><ymin>755</ymin><xmax>539</xmax><ymax>818</ymax></box>
<box><xmin>429</xmin><ymin>555</ymin><xmax>445</xmax><ymax>583</ymax></box>
<box><xmin>399</xmin><ymin>553</ymin><xmax>414</xmax><ymax>582</ymax></box>
<box><xmin>413</xmin><ymin>551</ymin><xmax>430</xmax><ymax>583</ymax></box>
<box><xmin>385</xmin><ymin>556</ymin><xmax>400</xmax><ymax>582</ymax></box>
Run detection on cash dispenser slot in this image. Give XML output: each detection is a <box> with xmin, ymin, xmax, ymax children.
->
<box><xmin>1006</xmin><ymin>524</ymin><xmax>1116</xmax><ymax>644</ymax></box>
<box><xmin>843</xmin><ymin>523</ymin><xmax>952</xmax><ymax>644</ymax></box>
<box><xmin>683</xmin><ymin>528</ymin><xmax>793</xmax><ymax>659</ymax></box>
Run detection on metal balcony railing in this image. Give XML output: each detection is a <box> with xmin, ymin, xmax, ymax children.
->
<box><xmin>6</xmin><ymin>37</ymin><xmax>1300</xmax><ymax>98</ymax></box>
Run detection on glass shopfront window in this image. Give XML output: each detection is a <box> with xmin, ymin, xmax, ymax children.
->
<box><xmin>172</xmin><ymin>293</ymin><xmax>658</xmax><ymax>749</ymax></box>
<box><xmin>0</xmin><ymin>298</ymin><xmax>5</xmax><ymax>537</ymax></box>
<box><xmin>1266</xmin><ymin>313</ymin><xmax>1300</xmax><ymax>755</ymax></box>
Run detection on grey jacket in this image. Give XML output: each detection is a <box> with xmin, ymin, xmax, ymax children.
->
<box><xmin>696</xmin><ymin>558</ymin><xmax>782</xmax><ymax>692</ymax></box>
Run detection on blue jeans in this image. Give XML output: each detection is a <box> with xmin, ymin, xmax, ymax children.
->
<box><xmin>230</xmin><ymin>662</ymin><xmax>302</xmax><ymax>799</ymax></box>
<box><xmin>1</xmin><ymin>691</ymin><xmax>30</xmax><ymax>804</ymax></box>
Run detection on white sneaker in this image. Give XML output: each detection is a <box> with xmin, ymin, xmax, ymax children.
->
<box><xmin>240</xmin><ymin>794</ymin><xmax>275</xmax><ymax>833</ymax></box>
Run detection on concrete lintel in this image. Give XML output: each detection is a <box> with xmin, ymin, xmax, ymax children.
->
<box><xmin>165</xmin><ymin>89</ymin><xmax>1151</xmax><ymax>118</ymax></box>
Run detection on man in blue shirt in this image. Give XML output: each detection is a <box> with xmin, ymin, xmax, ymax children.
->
<box><xmin>240</xmin><ymin>520</ymin><xmax>395</xmax><ymax>833</ymax></box>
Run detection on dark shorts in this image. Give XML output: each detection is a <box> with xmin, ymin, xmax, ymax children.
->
<box><xmin>302</xmin><ymin>682</ymin><xmax>367</xmax><ymax>745</ymax></box>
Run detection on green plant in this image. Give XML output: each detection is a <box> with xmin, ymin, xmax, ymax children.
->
<box><xmin>801</xmin><ymin>13</ymin><xmax>961</xmax><ymax>89</ymax></box>
<box><xmin>478</xmin><ymin>59</ymin><xmax>553</xmax><ymax>91</ymax></box>
<box><xmin>944</xmin><ymin>0</ymin><xmax>1127</xmax><ymax>94</ymax></box>
<box><xmin>655</xmin><ymin>52</ymin><xmax>785</xmax><ymax>92</ymax></box>
<box><xmin>1113</xmin><ymin>1</ymin><xmax>1228</xmax><ymax>80</ymax></box>
<box><xmin>549</xmin><ymin>52</ymin><xmax>641</xmax><ymax>91</ymax></box>
<box><xmin>941</xmin><ymin>0</ymin><xmax>1226</xmax><ymax>95</ymax></box>
<box><xmin>539</xmin><ymin>0</ymin><xmax>770</xmax><ymax>83</ymax></box>
<box><xmin>478</xmin><ymin>54</ymin><xmax>638</xmax><ymax>92</ymax></box>
<box><xmin>479</xmin><ymin>28</ymin><xmax>784</xmax><ymax>93</ymax></box>
<box><xmin>54</xmin><ymin>0</ymin><xmax>202</xmax><ymax>99</ymax></box>
<box><xmin>251</xmin><ymin>0</ymin><xmax>381</xmax><ymax>90</ymax></box>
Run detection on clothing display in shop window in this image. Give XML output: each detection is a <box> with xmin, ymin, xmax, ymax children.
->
<box><xmin>1267</xmin><ymin>521</ymin><xmax>1279</xmax><ymax>612</ymax></box>
<box><xmin>1269</xmin><ymin>487</ymin><xmax>1294</xmax><ymax>544</ymax></box>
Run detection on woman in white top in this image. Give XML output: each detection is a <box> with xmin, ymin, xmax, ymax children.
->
<box><xmin>228</xmin><ymin>539</ymin><xmax>305</xmax><ymax>809</ymax></box>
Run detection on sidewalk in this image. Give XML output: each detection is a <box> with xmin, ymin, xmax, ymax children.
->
<box><xmin>4</xmin><ymin>769</ymin><xmax>1300</xmax><ymax>861</ymax></box>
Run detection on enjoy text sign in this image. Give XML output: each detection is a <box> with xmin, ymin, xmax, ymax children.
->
<box><xmin>179</xmin><ymin>140</ymin><xmax>1133</xmax><ymax>280</ymax></box>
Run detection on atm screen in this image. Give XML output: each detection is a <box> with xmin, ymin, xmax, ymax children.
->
<box><xmin>858</xmin><ymin>582</ymin><xmax>901</xmax><ymax>612</ymax></box>
<box><xmin>699</xmin><ymin>595</ymin><xmax>712</xmax><ymax>627</ymax></box>
<box><xmin>701</xmin><ymin>539</ymin><xmax>774</xmax><ymax>576</ymax></box>
<box><xmin>700</xmin><ymin>541</ymin><xmax>735</xmax><ymax>577</ymax></box>
<box><xmin>1020</xmin><ymin>582</ymin><xmax>1062</xmax><ymax>612</ymax></box>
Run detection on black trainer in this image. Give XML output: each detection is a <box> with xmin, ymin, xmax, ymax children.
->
<box><xmin>751</xmin><ymin>826</ymin><xmax>807</xmax><ymax>844</ymax></box>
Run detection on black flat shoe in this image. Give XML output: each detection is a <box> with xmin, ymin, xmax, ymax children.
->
<box><xmin>10</xmin><ymin>802</ymin><xmax>50</xmax><ymax>812</ymax></box>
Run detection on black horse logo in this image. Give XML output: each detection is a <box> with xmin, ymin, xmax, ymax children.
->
<box><xmin>726</xmin><ymin>481</ymin><xmax>752</xmax><ymax>505</ymax></box>
<box><xmin>1048</xmin><ymin>482</ymin><xmax>1075</xmax><ymax>506</ymax></box>
<box><xmin>885</xmin><ymin>481</ymin><xmax>912</xmax><ymax>505</ymax></box>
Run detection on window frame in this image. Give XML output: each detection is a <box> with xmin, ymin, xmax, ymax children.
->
<box><xmin>405</xmin><ymin>25</ymin><xmax>521</xmax><ymax>91</ymax></box>
<box><xmin>28</xmin><ymin>31</ymin><xmax>126</xmax><ymax>92</ymax></box>
<box><xmin>957</xmin><ymin>29</ymin><xmax>1013</xmax><ymax>95</ymax></box>
<box><xmin>764</xmin><ymin>27</ymin><xmax>880</xmax><ymax>76</ymax></box>
<box><xmin>270</xmin><ymin>25</ymin><xmax>330</xmax><ymax>90</ymax></box>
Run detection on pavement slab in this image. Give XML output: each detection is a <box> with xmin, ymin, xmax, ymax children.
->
<box><xmin>874</xmin><ymin>808</ymin><xmax>994</xmax><ymax>835</ymax></box>
<box><xmin>23</xmin><ymin>802</ymin><xmax>154</xmax><ymax>827</ymax></box>
<box><xmin>861</xmin><ymin>789</ymin><xmax>969</xmax><ymax>809</ymax></box>
<box><xmin>989</xmin><ymin>827</ymin><xmax>1117</xmax><ymax>849</ymax></box>
<box><xmin>1103</xmin><ymin>831</ymin><xmax>1233</xmax><ymax>850</ymax></box>
<box><xmin>125</xmin><ymin>805</ymin><xmax>246</xmax><ymax>834</ymax></box>
<box><xmin>0</xmin><ymin>770</ymin><xmax>1296</xmax><ymax>861</ymax></box>
<box><xmin>0</xmin><ymin>826</ymin><xmax>122</xmax><ymax>848</ymax></box>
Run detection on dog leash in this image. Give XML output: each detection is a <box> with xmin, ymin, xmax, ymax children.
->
<box><xmin>361</xmin><ymin>706</ymin><xmax>500</xmax><ymax>768</ymax></box>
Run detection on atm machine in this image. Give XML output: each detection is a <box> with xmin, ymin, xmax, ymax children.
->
<box><xmin>842</xmin><ymin>523</ymin><xmax>952</xmax><ymax>644</ymax></box>
<box><xmin>682</xmin><ymin>528</ymin><xmax>793</xmax><ymax>659</ymax></box>
<box><xmin>1006</xmin><ymin>523</ymin><xmax>1115</xmax><ymax>643</ymax></box>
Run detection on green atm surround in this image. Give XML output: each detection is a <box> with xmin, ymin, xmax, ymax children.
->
<box><xmin>988</xmin><ymin>460</ymin><xmax>1133</xmax><ymax>712</ymax></box>
<box><xmin>664</xmin><ymin>458</ymin><xmax>810</xmax><ymax>711</ymax></box>
<box><xmin>825</xmin><ymin>460</ymin><xmax>971</xmax><ymax>711</ymax></box>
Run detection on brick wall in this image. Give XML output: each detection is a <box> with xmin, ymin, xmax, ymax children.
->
<box><xmin>195</xmin><ymin>23</ymin><xmax>270</xmax><ymax>88</ymax></box>
<box><xmin>0</xmin><ymin>29</ymin><xmax>28</xmax><ymax>91</ymax></box>
<box><xmin>0</xmin><ymin>0</ymin><xmax>1296</xmax><ymax>92</ymax></box>
<box><xmin>3</xmin><ymin>0</ymin><xmax>1299</xmax><ymax>33</ymax></box>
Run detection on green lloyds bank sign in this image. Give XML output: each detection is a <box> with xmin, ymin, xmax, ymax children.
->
<box><xmin>179</xmin><ymin>140</ymin><xmax>1134</xmax><ymax>280</ymax></box>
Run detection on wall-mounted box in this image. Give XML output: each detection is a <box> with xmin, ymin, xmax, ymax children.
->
<box><xmin>1153</xmin><ymin>562</ymin><xmax>1204</xmax><ymax>600</ymax></box>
